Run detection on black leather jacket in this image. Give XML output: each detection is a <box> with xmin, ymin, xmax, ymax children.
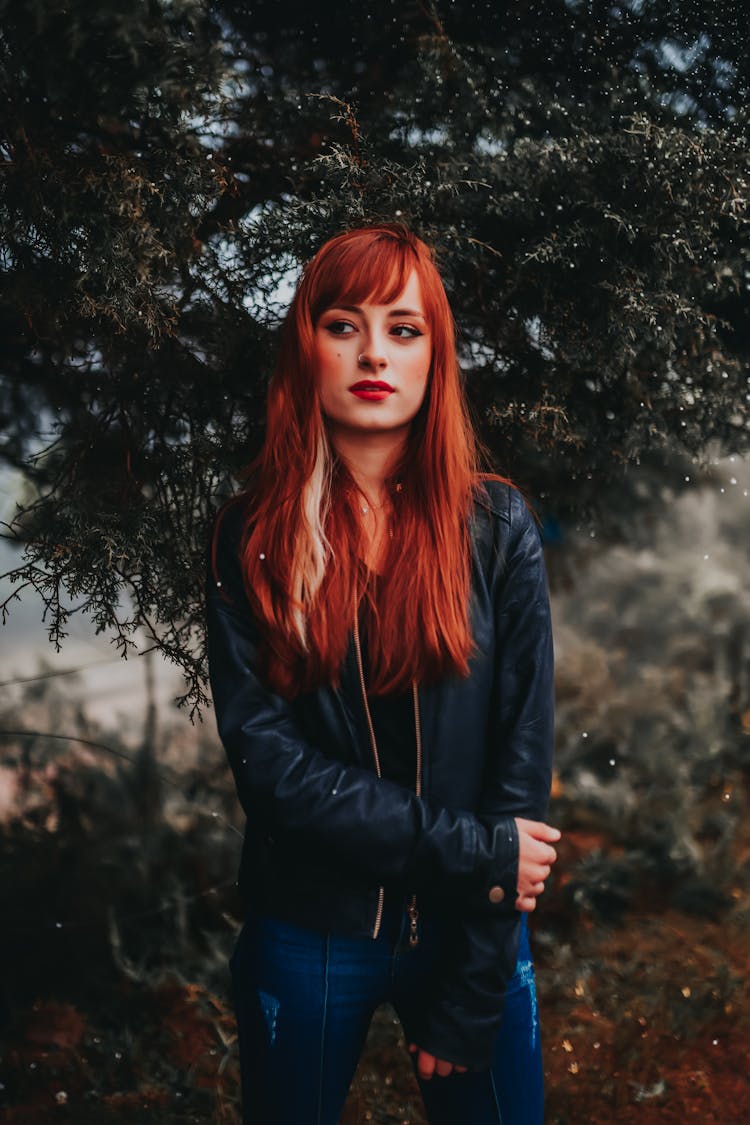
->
<box><xmin>205</xmin><ymin>479</ymin><xmax>554</xmax><ymax>1070</ymax></box>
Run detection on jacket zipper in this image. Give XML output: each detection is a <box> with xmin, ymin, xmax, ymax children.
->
<box><xmin>352</xmin><ymin>605</ymin><xmax>422</xmax><ymax>946</ymax></box>
<box><xmin>408</xmin><ymin>682</ymin><xmax>422</xmax><ymax>947</ymax></box>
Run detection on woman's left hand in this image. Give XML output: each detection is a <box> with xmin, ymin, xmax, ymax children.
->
<box><xmin>408</xmin><ymin>1042</ymin><xmax>469</xmax><ymax>1079</ymax></box>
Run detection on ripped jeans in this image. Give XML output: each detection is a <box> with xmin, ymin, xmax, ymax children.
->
<box><xmin>229</xmin><ymin>894</ymin><xmax>543</xmax><ymax>1125</ymax></box>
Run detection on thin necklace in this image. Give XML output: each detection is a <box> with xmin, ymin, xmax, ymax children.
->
<box><xmin>358</xmin><ymin>481</ymin><xmax>403</xmax><ymax>516</ymax></box>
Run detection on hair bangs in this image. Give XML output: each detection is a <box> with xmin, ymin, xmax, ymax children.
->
<box><xmin>309</xmin><ymin>234</ymin><xmax>419</xmax><ymax>324</ymax></box>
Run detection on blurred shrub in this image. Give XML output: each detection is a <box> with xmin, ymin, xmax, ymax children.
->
<box><xmin>551</xmin><ymin>459</ymin><xmax>750</xmax><ymax>920</ymax></box>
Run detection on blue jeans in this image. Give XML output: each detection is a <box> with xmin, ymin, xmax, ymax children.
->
<box><xmin>229</xmin><ymin>893</ymin><xmax>543</xmax><ymax>1124</ymax></box>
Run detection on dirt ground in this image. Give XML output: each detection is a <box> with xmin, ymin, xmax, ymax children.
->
<box><xmin>340</xmin><ymin>898</ymin><xmax>750</xmax><ymax>1125</ymax></box>
<box><xmin>2</xmin><ymin>894</ymin><xmax>747</xmax><ymax>1124</ymax></box>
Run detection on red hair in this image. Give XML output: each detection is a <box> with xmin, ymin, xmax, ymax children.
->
<box><xmin>213</xmin><ymin>222</ymin><xmax>511</xmax><ymax>698</ymax></box>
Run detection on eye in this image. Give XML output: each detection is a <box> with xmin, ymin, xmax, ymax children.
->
<box><xmin>391</xmin><ymin>324</ymin><xmax>423</xmax><ymax>338</ymax></box>
<box><xmin>324</xmin><ymin>319</ymin><xmax>356</xmax><ymax>335</ymax></box>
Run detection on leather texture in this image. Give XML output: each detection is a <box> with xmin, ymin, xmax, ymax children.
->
<box><xmin>205</xmin><ymin>478</ymin><xmax>555</xmax><ymax>1070</ymax></box>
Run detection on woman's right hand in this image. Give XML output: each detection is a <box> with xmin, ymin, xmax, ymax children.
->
<box><xmin>513</xmin><ymin>818</ymin><xmax>561</xmax><ymax>912</ymax></box>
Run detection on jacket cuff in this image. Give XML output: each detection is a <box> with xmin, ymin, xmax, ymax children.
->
<box><xmin>414</xmin><ymin>996</ymin><xmax>506</xmax><ymax>1072</ymax></box>
<box><xmin>469</xmin><ymin>814</ymin><xmax>519</xmax><ymax>913</ymax></box>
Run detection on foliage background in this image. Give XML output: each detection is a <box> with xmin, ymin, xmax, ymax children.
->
<box><xmin>1</xmin><ymin>0</ymin><xmax>749</xmax><ymax>1120</ymax></box>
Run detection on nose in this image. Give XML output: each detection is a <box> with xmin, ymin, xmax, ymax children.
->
<box><xmin>357</xmin><ymin>339</ymin><xmax>387</xmax><ymax>371</ymax></box>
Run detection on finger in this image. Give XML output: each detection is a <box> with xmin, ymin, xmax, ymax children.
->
<box><xmin>435</xmin><ymin>1058</ymin><xmax>453</xmax><ymax>1077</ymax></box>
<box><xmin>455</xmin><ymin>1064</ymin><xmax>468</xmax><ymax>1073</ymax></box>
<box><xmin>408</xmin><ymin>1043</ymin><xmax>417</xmax><ymax>1053</ymax></box>
<box><xmin>516</xmin><ymin>818</ymin><xmax>561</xmax><ymax>843</ymax></box>
<box><xmin>522</xmin><ymin>840</ymin><xmax>555</xmax><ymax>868</ymax></box>
<box><xmin>521</xmin><ymin>863</ymin><xmax>550</xmax><ymax>885</ymax></box>
<box><xmin>518</xmin><ymin>880</ymin><xmax>546</xmax><ymax>897</ymax></box>
<box><xmin>528</xmin><ymin>840</ymin><xmax>557</xmax><ymax>864</ymax></box>
<box><xmin>417</xmin><ymin>1050</ymin><xmax>436</xmax><ymax>1081</ymax></box>
<box><xmin>528</xmin><ymin>845</ymin><xmax>556</xmax><ymax>868</ymax></box>
<box><xmin>515</xmin><ymin>894</ymin><xmax>537</xmax><ymax>913</ymax></box>
<box><xmin>526</xmin><ymin>821</ymin><xmax>561</xmax><ymax>843</ymax></box>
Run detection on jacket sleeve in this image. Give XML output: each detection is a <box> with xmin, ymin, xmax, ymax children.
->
<box><xmin>205</xmin><ymin>503</ymin><xmax>522</xmax><ymax>911</ymax></box>
<box><xmin>415</xmin><ymin>484</ymin><xmax>555</xmax><ymax>1070</ymax></box>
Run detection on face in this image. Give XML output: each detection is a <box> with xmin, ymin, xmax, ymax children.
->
<box><xmin>312</xmin><ymin>269</ymin><xmax>432</xmax><ymax>444</ymax></box>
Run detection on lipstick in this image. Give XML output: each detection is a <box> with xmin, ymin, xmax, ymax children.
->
<box><xmin>349</xmin><ymin>380</ymin><xmax>394</xmax><ymax>401</ymax></box>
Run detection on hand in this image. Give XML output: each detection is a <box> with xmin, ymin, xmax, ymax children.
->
<box><xmin>514</xmin><ymin>817</ymin><xmax>561</xmax><ymax>912</ymax></box>
<box><xmin>408</xmin><ymin>1042</ymin><xmax>469</xmax><ymax>1080</ymax></box>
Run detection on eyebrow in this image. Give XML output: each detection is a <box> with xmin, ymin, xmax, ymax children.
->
<box><xmin>329</xmin><ymin>304</ymin><xmax>426</xmax><ymax>320</ymax></box>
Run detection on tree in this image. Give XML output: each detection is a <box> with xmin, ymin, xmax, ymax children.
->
<box><xmin>1</xmin><ymin>0</ymin><xmax>748</xmax><ymax>711</ymax></box>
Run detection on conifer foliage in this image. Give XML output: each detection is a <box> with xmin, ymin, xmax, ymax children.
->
<box><xmin>1</xmin><ymin>0</ymin><xmax>748</xmax><ymax>709</ymax></box>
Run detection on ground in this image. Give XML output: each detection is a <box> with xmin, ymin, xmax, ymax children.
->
<box><xmin>2</xmin><ymin>895</ymin><xmax>747</xmax><ymax>1124</ymax></box>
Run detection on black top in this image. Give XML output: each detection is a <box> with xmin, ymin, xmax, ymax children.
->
<box><xmin>356</xmin><ymin>573</ymin><xmax>417</xmax><ymax>793</ymax></box>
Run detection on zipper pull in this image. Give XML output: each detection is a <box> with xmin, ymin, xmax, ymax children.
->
<box><xmin>407</xmin><ymin>894</ymin><xmax>420</xmax><ymax>947</ymax></box>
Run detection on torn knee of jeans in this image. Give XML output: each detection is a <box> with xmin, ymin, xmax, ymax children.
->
<box><xmin>516</xmin><ymin>959</ymin><xmax>535</xmax><ymax>988</ymax></box>
<box><xmin>513</xmin><ymin>960</ymin><xmax>539</xmax><ymax>1048</ymax></box>
<box><xmin>258</xmin><ymin>989</ymin><xmax>280</xmax><ymax>1046</ymax></box>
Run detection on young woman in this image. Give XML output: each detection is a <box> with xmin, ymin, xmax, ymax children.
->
<box><xmin>206</xmin><ymin>222</ymin><xmax>559</xmax><ymax>1124</ymax></box>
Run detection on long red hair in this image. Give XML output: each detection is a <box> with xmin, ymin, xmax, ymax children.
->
<box><xmin>213</xmin><ymin>222</ymin><xmax>510</xmax><ymax>698</ymax></box>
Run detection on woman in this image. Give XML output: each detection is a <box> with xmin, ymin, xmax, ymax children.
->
<box><xmin>206</xmin><ymin>222</ymin><xmax>559</xmax><ymax>1124</ymax></box>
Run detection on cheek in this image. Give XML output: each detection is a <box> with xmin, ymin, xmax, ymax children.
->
<box><xmin>312</xmin><ymin>340</ymin><xmax>339</xmax><ymax>390</ymax></box>
<box><xmin>314</xmin><ymin>337</ymin><xmax>345</xmax><ymax>371</ymax></box>
<box><xmin>407</xmin><ymin>344</ymin><xmax>432</xmax><ymax>389</ymax></box>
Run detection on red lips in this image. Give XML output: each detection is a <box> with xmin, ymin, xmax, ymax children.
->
<box><xmin>348</xmin><ymin>380</ymin><xmax>395</xmax><ymax>402</ymax></box>
<box><xmin>349</xmin><ymin>380</ymin><xmax>395</xmax><ymax>402</ymax></box>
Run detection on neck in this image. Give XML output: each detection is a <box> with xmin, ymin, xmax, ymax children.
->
<box><xmin>328</xmin><ymin>425</ymin><xmax>406</xmax><ymax>504</ymax></box>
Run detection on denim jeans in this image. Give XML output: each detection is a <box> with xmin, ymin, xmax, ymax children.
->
<box><xmin>229</xmin><ymin>893</ymin><xmax>544</xmax><ymax>1125</ymax></box>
